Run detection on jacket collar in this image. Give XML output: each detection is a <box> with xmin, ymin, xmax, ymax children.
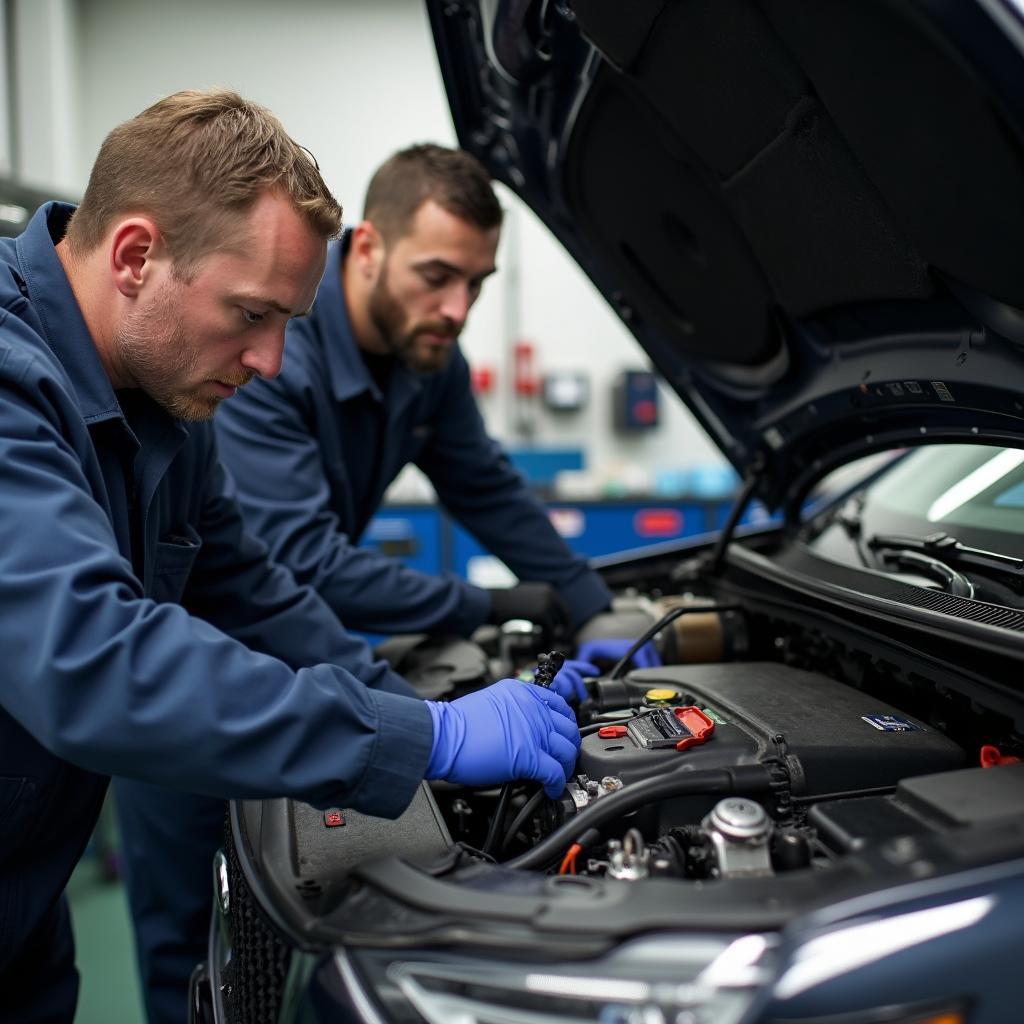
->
<box><xmin>16</xmin><ymin>202</ymin><xmax>187</xmax><ymax>465</ymax></box>
<box><xmin>320</xmin><ymin>233</ymin><xmax>375</xmax><ymax>402</ymax></box>
<box><xmin>16</xmin><ymin>202</ymin><xmax>123</xmax><ymax>425</ymax></box>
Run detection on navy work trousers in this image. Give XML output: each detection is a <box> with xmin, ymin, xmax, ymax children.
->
<box><xmin>1</xmin><ymin>897</ymin><xmax>78</xmax><ymax>1023</ymax></box>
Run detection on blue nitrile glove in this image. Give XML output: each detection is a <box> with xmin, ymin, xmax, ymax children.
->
<box><xmin>576</xmin><ymin>637</ymin><xmax>662</xmax><ymax>670</ymax></box>
<box><xmin>551</xmin><ymin>659</ymin><xmax>600</xmax><ymax>703</ymax></box>
<box><xmin>425</xmin><ymin>679</ymin><xmax>581</xmax><ymax>798</ymax></box>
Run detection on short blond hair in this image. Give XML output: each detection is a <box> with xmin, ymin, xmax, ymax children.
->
<box><xmin>65</xmin><ymin>89</ymin><xmax>342</xmax><ymax>273</ymax></box>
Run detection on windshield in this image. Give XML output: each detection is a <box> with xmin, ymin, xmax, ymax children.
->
<box><xmin>807</xmin><ymin>444</ymin><xmax>1024</xmax><ymax>606</ymax></box>
<box><xmin>866</xmin><ymin>446</ymin><xmax>1024</xmax><ymax>540</ymax></box>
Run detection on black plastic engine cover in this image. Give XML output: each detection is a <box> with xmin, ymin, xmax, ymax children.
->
<box><xmin>578</xmin><ymin>663</ymin><xmax>965</xmax><ymax>795</ymax></box>
<box><xmin>808</xmin><ymin>762</ymin><xmax>1024</xmax><ymax>853</ymax></box>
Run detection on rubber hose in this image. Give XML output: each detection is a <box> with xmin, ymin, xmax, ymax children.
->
<box><xmin>506</xmin><ymin>763</ymin><xmax>774</xmax><ymax>871</ymax></box>
<box><xmin>499</xmin><ymin>788</ymin><xmax>547</xmax><ymax>855</ymax></box>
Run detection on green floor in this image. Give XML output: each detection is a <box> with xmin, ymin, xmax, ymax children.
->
<box><xmin>66</xmin><ymin>836</ymin><xmax>146</xmax><ymax>1022</ymax></box>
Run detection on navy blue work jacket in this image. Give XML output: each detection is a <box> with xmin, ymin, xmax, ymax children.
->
<box><xmin>215</xmin><ymin>236</ymin><xmax>612</xmax><ymax>636</ymax></box>
<box><xmin>0</xmin><ymin>205</ymin><xmax>431</xmax><ymax>975</ymax></box>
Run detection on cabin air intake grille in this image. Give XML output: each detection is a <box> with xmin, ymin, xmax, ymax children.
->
<box><xmin>767</xmin><ymin>545</ymin><xmax>1024</xmax><ymax>633</ymax></box>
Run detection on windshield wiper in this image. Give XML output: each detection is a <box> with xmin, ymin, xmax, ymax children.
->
<box><xmin>814</xmin><ymin>500</ymin><xmax>1024</xmax><ymax>598</ymax></box>
<box><xmin>867</xmin><ymin>543</ymin><xmax>975</xmax><ymax>599</ymax></box>
<box><xmin>866</xmin><ymin>531</ymin><xmax>1024</xmax><ymax>596</ymax></box>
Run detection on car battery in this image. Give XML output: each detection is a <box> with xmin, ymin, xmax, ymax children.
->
<box><xmin>577</xmin><ymin>663</ymin><xmax>965</xmax><ymax>800</ymax></box>
<box><xmin>624</xmin><ymin>705</ymin><xmax>716</xmax><ymax>751</ymax></box>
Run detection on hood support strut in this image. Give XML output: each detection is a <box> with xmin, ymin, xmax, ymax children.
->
<box><xmin>708</xmin><ymin>454</ymin><xmax>766</xmax><ymax>575</ymax></box>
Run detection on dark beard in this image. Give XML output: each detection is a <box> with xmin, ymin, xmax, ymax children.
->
<box><xmin>366</xmin><ymin>263</ymin><xmax>456</xmax><ymax>375</ymax></box>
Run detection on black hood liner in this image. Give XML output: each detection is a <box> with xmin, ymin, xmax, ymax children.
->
<box><xmin>429</xmin><ymin>0</ymin><xmax>1024</xmax><ymax>509</ymax></box>
<box><xmin>569</xmin><ymin>0</ymin><xmax>1024</xmax><ymax>315</ymax></box>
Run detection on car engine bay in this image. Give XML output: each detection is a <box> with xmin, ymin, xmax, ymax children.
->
<box><xmin>210</xmin><ymin>534</ymin><xmax>1024</xmax><ymax>1024</ymax></box>
<box><xmin>221</xmin><ymin>544</ymin><xmax>1024</xmax><ymax>964</ymax></box>
<box><xmin>385</xmin><ymin>588</ymin><xmax>1022</xmax><ymax>887</ymax></box>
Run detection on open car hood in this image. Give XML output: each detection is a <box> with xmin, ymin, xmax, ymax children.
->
<box><xmin>427</xmin><ymin>0</ymin><xmax>1024</xmax><ymax>512</ymax></box>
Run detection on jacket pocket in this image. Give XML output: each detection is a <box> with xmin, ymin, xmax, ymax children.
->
<box><xmin>152</xmin><ymin>523</ymin><xmax>203</xmax><ymax>604</ymax></box>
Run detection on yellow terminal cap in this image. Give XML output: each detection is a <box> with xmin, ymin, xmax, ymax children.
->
<box><xmin>645</xmin><ymin>688</ymin><xmax>679</xmax><ymax>703</ymax></box>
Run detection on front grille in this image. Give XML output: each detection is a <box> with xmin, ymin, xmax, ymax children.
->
<box><xmin>221</xmin><ymin>816</ymin><xmax>292</xmax><ymax>1024</ymax></box>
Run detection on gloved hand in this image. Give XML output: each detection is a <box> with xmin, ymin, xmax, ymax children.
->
<box><xmin>487</xmin><ymin>582</ymin><xmax>571</xmax><ymax>634</ymax></box>
<box><xmin>550</xmin><ymin>659</ymin><xmax>599</xmax><ymax>703</ymax></box>
<box><xmin>425</xmin><ymin>678</ymin><xmax>580</xmax><ymax>798</ymax></box>
<box><xmin>576</xmin><ymin>637</ymin><xmax>661</xmax><ymax>670</ymax></box>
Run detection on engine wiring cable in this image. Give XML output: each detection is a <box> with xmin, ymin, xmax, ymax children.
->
<box><xmin>481</xmin><ymin>783</ymin><xmax>516</xmax><ymax>857</ymax></box>
<box><xmin>506</xmin><ymin>763</ymin><xmax>774</xmax><ymax>872</ymax></box>
<box><xmin>558</xmin><ymin>828</ymin><xmax>600</xmax><ymax>874</ymax></box>
<box><xmin>608</xmin><ymin>602</ymin><xmax>741</xmax><ymax>680</ymax></box>
<box><xmin>559</xmin><ymin>843</ymin><xmax>582</xmax><ymax>875</ymax></box>
<box><xmin>790</xmin><ymin>783</ymin><xmax>896</xmax><ymax>805</ymax></box>
<box><xmin>499</xmin><ymin>787</ymin><xmax>547</xmax><ymax>855</ymax></box>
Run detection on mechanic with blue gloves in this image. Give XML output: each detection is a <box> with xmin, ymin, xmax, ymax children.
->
<box><xmin>0</xmin><ymin>92</ymin><xmax>579</xmax><ymax>1024</ymax></box>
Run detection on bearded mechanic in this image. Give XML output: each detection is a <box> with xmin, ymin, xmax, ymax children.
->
<box><xmin>0</xmin><ymin>92</ymin><xmax>579</xmax><ymax>1024</ymax></box>
<box><xmin>219</xmin><ymin>144</ymin><xmax>615</xmax><ymax>646</ymax></box>
<box><xmin>216</xmin><ymin>144</ymin><xmax>648</xmax><ymax>684</ymax></box>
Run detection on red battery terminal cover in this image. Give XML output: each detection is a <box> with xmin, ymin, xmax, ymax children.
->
<box><xmin>980</xmin><ymin>744</ymin><xmax>1021</xmax><ymax>767</ymax></box>
<box><xmin>673</xmin><ymin>706</ymin><xmax>715</xmax><ymax>751</ymax></box>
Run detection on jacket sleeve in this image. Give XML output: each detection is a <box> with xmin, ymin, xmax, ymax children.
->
<box><xmin>182</xmin><ymin>432</ymin><xmax>421</xmax><ymax>695</ymax></box>
<box><xmin>215</xmin><ymin>360</ymin><xmax>491</xmax><ymax>637</ymax></box>
<box><xmin>0</xmin><ymin>370</ymin><xmax>431</xmax><ymax>819</ymax></box>
<box><xmin>417</xmin><ymin>352</ymin><xmax>613</xmax><ymax>628</ymax></box>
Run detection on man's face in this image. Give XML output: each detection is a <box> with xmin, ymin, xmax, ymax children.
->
<box><xmin>115</xmin><ymin>190</ymin><xmax>326</xmax><ymax>421</ymax></box>
<box><xmin>366</xmin><ymin>199</ymin><xmax>499</xmax><ymax>375</ymax></box>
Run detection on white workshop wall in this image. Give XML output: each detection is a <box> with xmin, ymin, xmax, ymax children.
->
<box><xmin>3</xmin><ymin>0</ymin><xmax>80</xmax><ymax>192</ymax></box>
<box><xmin>65</xmin><ymin>0</ymin><xmax>725</xmax><ymax>481</ymax></box>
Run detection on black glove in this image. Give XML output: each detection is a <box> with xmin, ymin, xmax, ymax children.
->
<box><xmin>487</xmin><ymin>582</ymin><xmax>571</xmax><ymax>633</ymax></box>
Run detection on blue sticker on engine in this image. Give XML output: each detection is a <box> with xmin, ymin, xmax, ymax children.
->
<box><xmin>861</xmin><ymin>715</ymin><xmax>921</xmax><ymax>732</ymax></box>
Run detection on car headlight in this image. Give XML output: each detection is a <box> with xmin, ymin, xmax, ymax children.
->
<box><xmin>341</xmin><ymin>932</ymin><xmax>776</xmax><ymax>1024</ymax></box>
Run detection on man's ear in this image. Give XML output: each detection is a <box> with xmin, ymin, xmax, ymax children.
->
<box><xmin>351</xmin><ymin>220</ymin><xmax>385</xmax><ymax>279</ymax></box>
<box><xmin>109</xmin><ymin>217</ymin><xmax>165</xmax><ymax>298</ymax></box>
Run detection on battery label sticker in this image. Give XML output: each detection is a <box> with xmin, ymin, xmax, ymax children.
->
<box><xmin>862</xmin><ymin>714</ymin><xmax>922</xmax><ymax>732</ymax></box>
<box><xmin>702</xmin><ymin>707</ymin><xmax>729</xmax><ymax>725</ymax></box>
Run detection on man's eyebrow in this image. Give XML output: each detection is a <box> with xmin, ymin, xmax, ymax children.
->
<box><xmin>236</xmin><ymin>294</ymin><xmax>311</xmax><ymax>317</ymax></box>
<box><xmin>414</xmin><ymin>258</ymin><xmax>497</xmax><ymax>280</ymax></box>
